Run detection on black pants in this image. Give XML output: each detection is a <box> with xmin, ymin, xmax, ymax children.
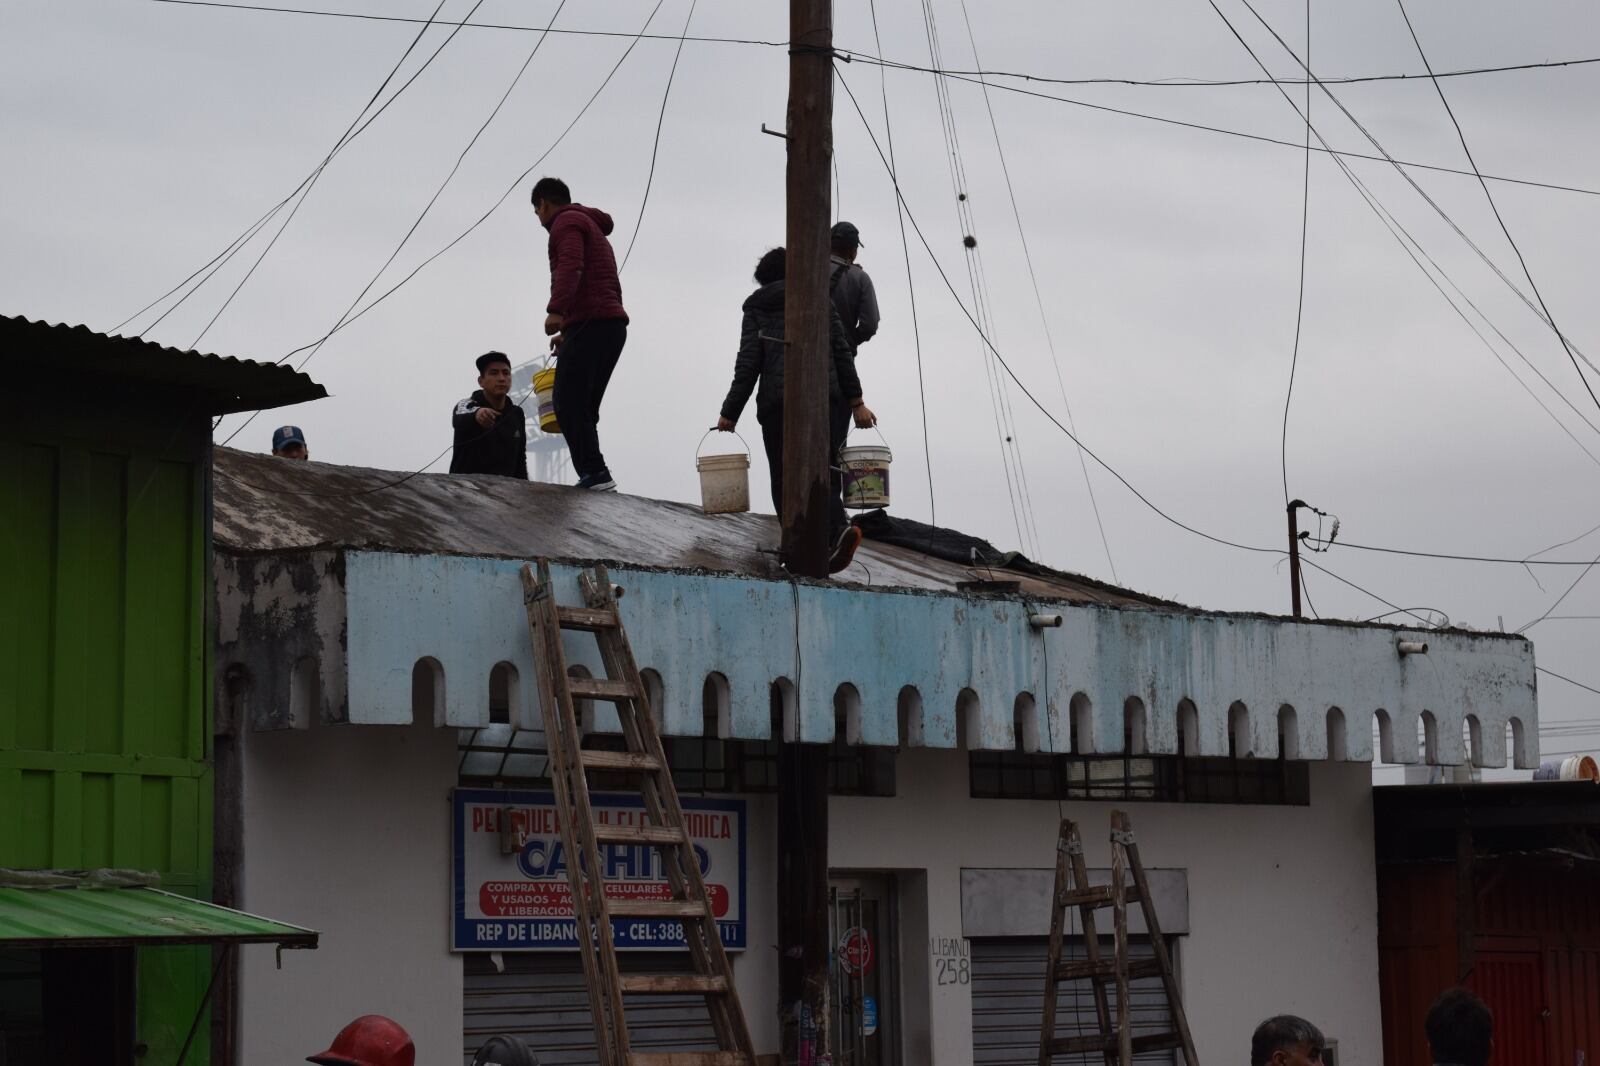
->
<box><xmin>553</xmin><ymin>318</ymin><xmax>627</xmax><ymax>478</ymax></box>
<box><xmin>760</xmin><ymin>399</ymin><xmax>850</xmax><ymax>540</ymax></box>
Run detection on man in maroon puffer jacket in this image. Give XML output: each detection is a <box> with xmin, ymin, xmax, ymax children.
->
<box><xmin>532</xmin><ymin>176</ymin><xmax>630</xmax><ymax>492</ymax></box>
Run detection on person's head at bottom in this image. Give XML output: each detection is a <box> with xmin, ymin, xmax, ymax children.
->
<box><xmin>307</xmin><ymin>1015</ymin><xmax>414</xmax><ymax>1066</ymax></box>
<box><xmin>471</xmin><ymin>1034</ymin><xmax>540</xmax><ymax>1066</ymax></box>
<box><xmin>477</xmin><ymin>351</ymin><xmax>512</xmax><ymax>404</ymax></box>
<box><xmin>1252</xmin><ymin>1015</ymin><xmax>1326</xmax><ymax>1066</ymax></box>
<box><xmin>1426</xmin><ymin>987</ymin><xmax>1493</xmax><ymax>1066</ymax></box>
<box><xmin>271</xmin><ymin>425</ymin><xmax>308</xmax><ymax>461</ymax></box>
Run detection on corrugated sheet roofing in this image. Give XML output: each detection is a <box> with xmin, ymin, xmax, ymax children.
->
<box><xmin>0</xmin><ymin>886</ymin><xmax>318</xmax><ymax>949</ymax></box>
<box><xmin>3</xmin><ymin>314</ymin><xmax>327</xmax><ymax>415</ymax></box>
<box><xmin>211</xmin><ymin>447</ymin><xmax>1177</xmax><ymax>608</ymax></box>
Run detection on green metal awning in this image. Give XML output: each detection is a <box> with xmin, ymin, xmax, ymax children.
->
<box><xmin>0</xmin><ymin>885</ymin><xmax>319</xmax><ymax>950</ymax></box>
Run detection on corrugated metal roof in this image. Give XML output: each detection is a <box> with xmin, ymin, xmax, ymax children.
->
<box><xmin>3</xmin><ymin>314</ymin><xmax>327</xmax><ymax>415</ymax></box>
<box><xmin>211</xmin><ymin>447</ymin><xmax>1176</xmax><ymax>608</ymax></box>
<box><xmin>0</xmin><ymin>886</ymin><xmax>318</xmax><ymax>949</ymax></box>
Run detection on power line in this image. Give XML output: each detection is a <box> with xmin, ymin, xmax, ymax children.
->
<box><xmin>156</xmin><ymin>0</ymin><xmax>1600</xmax><ymax>91</ymax></box>
<box><xmin>1280</xmin><ymin>0</ymin><xmax>1312</xmax><ymax>512</ymax></box>
<box><xmin>1518</xmin><ymin>546</ymin><xmax>1600</xmax><ymax>633</ymax></box>
<box><xmin>1538</xmin><ymin>667</ymin><xmax>1600</xmax><ymax>699</ymax></box>
<box><xmin>955</xmin><ymin>0</ymin><xmax>1119</xmax><ymax>582</ymax></box>
<box><xmin>1328</xmin><ymin>541</ymin><xmax>1600</xmax><ymax>566</ymax></box>
<box><xmin>1393</xmin><ymin>0</ymin><xmax>1600</xmax><ymax>414</ymax></box>
<box><xmin>619</xmin><ymin>0</ymin><xmax>698</xmax><ymax>271</ymax></box>
<box><xmin>867</xmin><ymin>0</ymin><xmax>937</xmax><ymax>531</ymax></box>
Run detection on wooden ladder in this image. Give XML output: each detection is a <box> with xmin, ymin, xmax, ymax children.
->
<box><xmin>520</xmin><ymin>559</ymin><xmax>755</xmax><ymax>1066</ymax></box>
<box><xmin>1039</xmin><ymin>811</ymin><xmax>1199</xmax><ymax>1066</ymax></box>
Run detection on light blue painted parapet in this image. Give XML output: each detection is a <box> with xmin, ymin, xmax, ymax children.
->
<box><xmin>269</xmin><ymin>550</ymin><xmax>1540</xmax><ymax>768</ymax></box>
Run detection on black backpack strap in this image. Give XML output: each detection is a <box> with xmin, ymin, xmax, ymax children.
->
<box><xmin>829</xmin><ymin>262</ymin><xmax>848</xmax><ymax>293</ymax></box>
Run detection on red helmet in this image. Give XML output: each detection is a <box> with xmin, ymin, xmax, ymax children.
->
<box><xmin>308</xmin><ymin>1016</ymin><xmax>416</xmax><ymax>1066</ymax></box>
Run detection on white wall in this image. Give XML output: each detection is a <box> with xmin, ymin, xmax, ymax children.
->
<box><xmin>238</xmin><ymin>717</ymin><xmax>461</xmax><ymax>1065</ymax></box>
<box><xmin>809</xmin><ymin>749</ymin><xmax>1379</xmax><ymax>1066</ymax></box>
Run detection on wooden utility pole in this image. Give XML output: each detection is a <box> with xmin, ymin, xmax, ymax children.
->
<box><xmin>778</xmin><ymin>0</ymin><xmax>834</xmax><ymax>1063</ymax></box>
<box><xmin>1286</xmin><ymin>499</ymin><xmax>1305</xmax><ymax>619</ymax></box>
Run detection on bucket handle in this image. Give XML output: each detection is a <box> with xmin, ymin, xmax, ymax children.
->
<box><xmin>844</xmin><ymin>422</ymin><xmax>890</xmax><ymax>449</ymax></box>
<box><xmin>697</xmin><ymin>427</ymin><xmax>751</xmax><ymax>460</ymax></box>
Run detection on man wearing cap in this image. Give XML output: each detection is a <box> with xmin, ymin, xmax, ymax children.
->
<box><xmin>271</xmin><ymin>425</ymin><xmax>309</xmax><ymax>460</ymax></box>
<box><xmin>449</xmin><ymin>351</ymin><xmax>528</xmax><ymax>480</ymax></box>
<box><xmin>829</xmin><ymin>221</ymin><xmax>880</xmax><ymax>355</ymax></box>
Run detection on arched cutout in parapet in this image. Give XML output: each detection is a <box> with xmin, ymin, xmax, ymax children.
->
<box><xmin>1278</xmin><ymin>705</ymin><xmax>1299</xmax><ymax>761</ymax></box>
<box><xmin>1070</xmin><ymin>693</ymin><xmax>1094</xmax><ymax>754</ymax></box>
<box><xmin>221</xmin><ymin>663</ymin><xmax>252</xmax><ymax>734</ymax></box>
<box><xmin>1177</xmin><ymin>699</ymin><xmax>1199</xmax><ymax>756</ymax></box>
<box><xmin>897</xmin><ymin>686</ymin><xmax>924</xmax><ymax>748</ymax></box>
<box><xmin>1228</xmin><ymin>701</ymin><xmax>1251</xmax><ymax>758</ymax></box>
<box><xmin>1326</xmin><ymin>707</ymin><xmax>1348</xmax><ymax>762</ymax></box>
<box><xmin>1506</xmin><ymin>716</ymin><xmax>1527</xmax><ymax>768</ymax></box>
<box><xmin>1014</xmin><ymin>693</ymin><xmax>1040</xmax><ymax>754</ymax></box>
<box><xmin>489</xmin><ymin>661</ymin><xmax>518</xmax><ymax>726</ymax></box>
<box><xmin>703</xmin><ymin>673</ymin><xmax>732</xmax><ymax>739</ymax></box>
<box><xmin>290</xmin><ymin>655</ymin><xmax>321</xmax><ymax>729</ymax></box>
<box><xmin>411</xmin><ymin>657</ymin><xmax>444</xmax><ymax>727</ymax></box>
<box><xmin>1464</xmin><ymin>714</ymin><xmax>1483</xmax><ymax>768</ymax></box>
<box><xmin>640</xmin><ymin>668</ymin><xmax>665</xmax><ymax>729</ymax></box>
<box><xmin>956</xmin><ymin>688</ymin><xmax>981</xmax><ymax>750</ymax></box>
<box><xmin>834</xmin><ymin>683</ymin><xmax>863</xmax><ymax>746</ymax></box>
<box><xmin>771</xmin><ymin>677</ymin><xmax>797</xmax><ymax>742</ymax></box>
<box><xmin>568</xmin><ymin>665</ymin><xmax>597</xmax><ymax>732</ymax></box>
<box><xmin>1419</xmin><ymin>710</ymin><xmax>1438</xmax><ymax>765</ymax></box>
<box><xmin>1124</xmin><ymin>697</ymin><xmax>1148</xmax><ymax>756</ymax></box>
<box><xmin>1374</xmin><ymin>709</ymin><xmax>1395</xmax><ymax>763</ymax></box>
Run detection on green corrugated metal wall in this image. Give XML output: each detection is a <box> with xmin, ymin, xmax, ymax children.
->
<box><xmin>0</xmin><ymin>414</ymin><xmax>214</xmax><ymax>1065</ymax></box>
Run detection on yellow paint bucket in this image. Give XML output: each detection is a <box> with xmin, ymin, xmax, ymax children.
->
<box><xmin>532</xmin><ymin>366</ymin><xmax>560</xmax><ymax>434</ymax></box>
<box><xmin>840</xmin><ymin>430</ymin><xmax>891</xmax><ymax>510</ymax></box>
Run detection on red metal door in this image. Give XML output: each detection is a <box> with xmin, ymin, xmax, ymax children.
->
<box><xmin>1469</xmin><ymin>949</ymin><xmax>1548</xmax><ymax>1066</ymax></box>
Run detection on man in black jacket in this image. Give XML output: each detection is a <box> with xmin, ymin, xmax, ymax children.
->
<box><xmin>450</xmin><ymin>351</ymin><xmax>528</xmax><ymax>479</ymax></box>
<box><xmin>716</xmin><ymin>247</ymin><xmax>876</xmax><ymax>574</ymax></box>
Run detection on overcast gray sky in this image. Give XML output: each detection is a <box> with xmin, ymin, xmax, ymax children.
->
<box><xmin>6</xmin><ymin>0</ymin><xmax>1597</xmax><ymax>774</ymax></box>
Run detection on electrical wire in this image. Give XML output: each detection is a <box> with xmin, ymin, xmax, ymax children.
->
<box><xmin>619</xmin><ymin>0</ymin><xmax>698</xmax><ymax>271</ymax></box>
<box><xmin>1537</xmin><ymin>667</ymin><xmax>1600</xmax><ymax>699</ymax></box>
<box><xmin>1327</xmin><ymin>541</ymin><xmax>1600</xmax><ymax>566</ymax></box>
<box><xmin>1393</xmin><ymin>0</ymin><xmax>1599</xmax><ymax>411</ymax></box>
<box><xmin>1225</xmin><ymin>0</ymin><xmax>1600</xmax><ymax>396</ymax></box>
<box><xmin>867</xmin><ymin>0</ymin><xmax>937</xmax><ymax>531</ymax></box>
<box><xmin>1280</xmin><ymin>0</ymin><xmax>1312</xmax><ymax>512</ymax></box>
<box><xmin>835</xmin><ymin>64</ymin><xmax>1280</xmax><ymax>559</ymax></box>
<box><xmin>1517</xmin><ymin>546</ymin><xmax>1600</xmax><ymax>633</ymax></box>
<box><xmin>955</xmin><ymin>0</ymin><xmax>1119</xmax><ymax>582</ymax></box>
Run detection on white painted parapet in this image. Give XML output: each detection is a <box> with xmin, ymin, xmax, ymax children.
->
<box><xmin>218</xmin><ymin>550</ymin><xmax>1540</xmax><ymax>768</ymax></box>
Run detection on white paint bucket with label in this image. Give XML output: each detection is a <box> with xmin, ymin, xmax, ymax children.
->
<box><xmin>840</xmin><ymin>431</ymin><xmax>891</xmax><ymax>510</ymax></box>
<box><xmin>696</xmin><ymin>431</ymin><xmax>751</xmax><ymax>514</ymax></box>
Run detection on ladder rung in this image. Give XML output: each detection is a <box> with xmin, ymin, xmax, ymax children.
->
<box><xmin>630</xmin><ymin>1054</ymin><xmax>755</xmax><ymax>1066</ymax></box>
<box><xmin>593</xmin><ymin>823</ymin><xmax>687</xmax><ymax>846</ymax></box>
<box><xmin>579</xmin><ymin>749</ymin><xmax>662</xmax><ymax>772</ymax></box>
<box><xmin>1056</xmin><ymin>885</ymin><xmax>1141</xmax><ymax>910</ymax></box>
<box><xmin>1053</xmin><ymin>957</ymin><xmax>1164</xmax><ymax>983</ymax></box>
<box><xmin>619</xmin><ymin>973</ymin><xmax>730</xmax><ymax>995</ymax></box>
<box><xmin>557</xmin><ymin>604</ymin><xmax>619</xmax><ymax>631</ymax></box>
<box><xmin>568</xmin><ymin>676</ymin><xmax>639</xmax><ymax>703</ymax></box>
<box><xmin>606</xmin><ymin>898</ymin><xmax>708</xmax><ymax>918</ymax></box>
<box><xmin>1048</xmin><ymin>1032</ymin><xmax>1186</xmax><ymax>1056</ymax></box>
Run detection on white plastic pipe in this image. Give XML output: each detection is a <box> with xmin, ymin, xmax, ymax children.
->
<box><xmin>1029</xmin><ymin>613</ymin><xmax>1063</xmax><ymax>629</ymax></box>
<box><xmin>1396</xmin><ymin>639</ymin><xmax>1429</xmax><ymax>656</ymax></box>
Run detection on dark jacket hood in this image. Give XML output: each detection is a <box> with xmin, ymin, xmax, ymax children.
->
<box><xmin>743</xmin><ymin>280</ymin><xmax>785</xmax><ymax>314</ymax></box>
<box><xmin>549</xmin><ymin>203</ymin><xmax>614</xmax><ymax>235</ymax></box>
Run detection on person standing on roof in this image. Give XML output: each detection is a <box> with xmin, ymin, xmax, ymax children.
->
<box><xmin>829</xmin><ymin>221</ymin><xmax>879</xmax><ymax>355</ymax></box>
<box><xmin>532</xmin><ymin>176</ymin><xmax>628</xmax><ymax>493</ymax></box>
<box><xmin>271</xmin><ymin>425</ymin><xmax>309</xmax><ymax>460</ymax></box>
<box><xmin>449</xmin><ymin>351</ymin><xmax>527</xmax><ymax>480</ymax></box>
<box><xmin>715</xmin><ymin>246</ymin><xmax>876</xmax><ymax>575</ymax></box>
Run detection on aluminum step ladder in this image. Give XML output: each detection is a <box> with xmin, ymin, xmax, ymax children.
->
<box><xmin>520</xmin><ymin>559</ymin><xmax>755</xmax><ymax>1066</ymax></box>
<box><xmin>1039</xmin><ymin>811</ymin><xmax>1199</xmax><ymax>1066</ymax></box>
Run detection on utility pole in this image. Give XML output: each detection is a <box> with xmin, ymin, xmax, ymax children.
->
<box><xmin>1286</xmin><ymin>499</ymin><xmax>1305</xmax><ymax>619</ymax></box>
<box><xmin>778</xmin><ymin>0</ymin><xmax>834</xmax><ymax>1063</ymax></box>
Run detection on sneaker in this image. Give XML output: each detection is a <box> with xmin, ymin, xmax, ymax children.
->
<box><xmin>828</xmin><ymin>525</ymin><xmax>863</xmax><ymax>575</ymax></box>
<box><xmin>575</xmin><ymin>471</ymin><xmax>617</xmax><ymax>492</ymax></box>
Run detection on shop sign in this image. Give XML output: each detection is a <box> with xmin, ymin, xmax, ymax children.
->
<box><xmin>837</xmin><ymin>925</ymin><xmax>874</xmax><ymax>976</ymax></box>
<box><xmin>451</xmin><ymin>787</ymin><xmax>746</xmax><ymax>952</ymax></box>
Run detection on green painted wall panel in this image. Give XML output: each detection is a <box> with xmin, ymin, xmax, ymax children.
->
<box><xmin>80</xmin><ymin>772</ymin><xmax>114</xmax><ymax>868</ymax></box>
<box><xmin>14</xmin><ymin>771</ymin><xmax>51</xmax><ymax>869</ymax></box>
<box><xmin>1</xmin><ymin>440</ymin><xmax>57</xmax><ymax>752</ymax></box>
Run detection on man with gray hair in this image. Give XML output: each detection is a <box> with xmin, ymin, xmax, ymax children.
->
<box><xmin>1250</xmin><ymin>1015</ymin><xmax>1326</xmax><ymax>1066</ymax></box>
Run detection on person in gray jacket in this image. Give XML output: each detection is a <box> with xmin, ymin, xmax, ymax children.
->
<box><xmin>716</xmin><ymin>246</ymin><xmax>877</xmax><ymax>574</ymax></box>
<box><xmin>829</xmin><ymin>221</ymin><xmax>879</xmax><ymax>353</ymax></box>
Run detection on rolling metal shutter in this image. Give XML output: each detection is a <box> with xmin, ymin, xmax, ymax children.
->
<box><xmin>971</xmin><ymin>938</ymin><xmax>1178</xmax><ymax>1066</ymax></box>
<box><xmin>463</xmin><ymin>953</ymin><xmax>717</xmax><ymax>1065</ymax></box>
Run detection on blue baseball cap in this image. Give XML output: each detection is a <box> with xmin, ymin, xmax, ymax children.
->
<box><xmin>272</xmin><ymin>425</ymin><xmax>307</xmax><ymax>450</ymax></box>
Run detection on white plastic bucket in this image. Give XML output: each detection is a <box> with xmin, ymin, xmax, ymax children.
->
<box><xmin>840</xmin><ymin>439</ymin><xmax>891</xmax><ymax>510</ymax></box>
<box><xmin>1533</xmin><ymin>754</ymin><xmax>1598</xmax><ymax>782</ymax></box>
<box><xmin>696</xmin><ymin>432</ymin><xmax>751</xmax><ymax>514</ymax></box>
